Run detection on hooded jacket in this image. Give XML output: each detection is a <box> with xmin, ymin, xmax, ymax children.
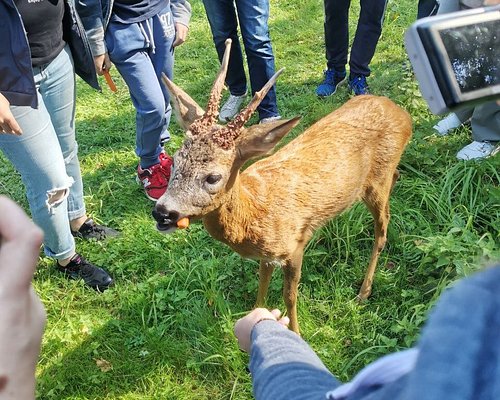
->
<box><xmin>75</xmin><ymin>0</ymin><xmax>191</xmax><ymax>57</ymax></box>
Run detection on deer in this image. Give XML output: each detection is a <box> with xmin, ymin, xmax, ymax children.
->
<box><xmin>152</xmin><ymin>39</ymin><xmax>413</xmax><ymax>334</ymax></box>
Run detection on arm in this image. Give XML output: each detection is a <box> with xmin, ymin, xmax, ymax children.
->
<box><xmin>0</xmin><ymin>196</ymin><xmax>46</xmax><ymax>400</ymax></box>
<box><xmin>235</xmin><ymin>309</ymin><xmax>340</xmax><ymax>400</ymax></box>
<box><xmin>170</xmin><ymin>0</ymin><xmax>191</xmax><ymax>48</ymax></box>
<box><xmin>75</xmin><ymin>0</ymin><xmax>110</xmax><ymax>74</ymax></box>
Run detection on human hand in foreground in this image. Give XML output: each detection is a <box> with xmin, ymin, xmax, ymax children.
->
<box><xmin>173</xmin><ymin>23</ymin><xmax>189</xmax><ymax>48</ymax></box>
<box><xmin>0</xmin><ymin>94</ymin><xmax>22</xmax><ymax>135</ymax></box>
<box><xmin>234</xmin><ymin>308</ymin><xmax>290</xmax><ymax>353</ymax></box>
<box><xmin>0</xmin><ymin>196</ymin><xmax>46</xmax><ymax>399</ymax></box>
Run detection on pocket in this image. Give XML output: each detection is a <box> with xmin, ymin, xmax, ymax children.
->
<box><xmin>104</xmin><ymin>26</ymin><xmax>115</xmax><ymax>56</ymax></box>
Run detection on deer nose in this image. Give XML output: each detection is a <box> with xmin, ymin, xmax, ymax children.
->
<box><xmin>152</xmin><ymin>207</ymin><xmax>179</xmax><ymax>225</ymax></box>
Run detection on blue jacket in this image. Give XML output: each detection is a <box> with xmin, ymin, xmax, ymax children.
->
<box><xmin>0</xmin><ymin>0</ymin><xmax>99</xmax><ymax>109</ymax></box>
<box><xmin>249</xmin><ymin>264</ymin><xmax>500</xmax><ymax>400</ymax></box>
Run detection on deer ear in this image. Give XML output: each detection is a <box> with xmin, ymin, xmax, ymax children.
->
<box><xmin>235</xmin><ymin>117</ymin><xmax>301</xmax><ymax>161</ymax></box>
<box><xmin>162</xmin><ymin>74</ymin><xmax>205</xmax><ymax>131</ymax></box>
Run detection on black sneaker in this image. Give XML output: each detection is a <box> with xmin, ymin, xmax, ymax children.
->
<box><xmin>56</xmin><ymin>253</ymin><xmax>114</xmax><ymax>292</ymax></box>
<box><xmin>71</xmin><ymin>218</ymin><xmax>120</xmax><ymax>240</ymax></box>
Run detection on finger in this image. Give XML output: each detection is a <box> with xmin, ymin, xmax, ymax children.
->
<box><xmin>278</xmin><ymin>316</ymin><xmax>290</xmax><ymax>327</ymax></box>
<box><xmin>104</xmin><ymin>58</ymin><xmax>112</xmax><ymax>72</ymax></box>
<box><xmin>0</xmin><ymin>120</ymin><xmax>21</xmax><ymax>134</ymax></box>
<box><xmin>0</xmin><ymin>122</ymin><xmax>10</xmax><ymax>133</ymax></box>
<box><xmin>8</xmin><ymin>119</ymin><xmax>22</xmax><ymax>135</ymax></box>
<box><xmin>270</xmin><ymin>309</ymin><xmax>282</xmax><ymax>319</ymax></box>
<box><xmin>0</xmin><ymin>196</ymin><xmax>43</xmax><ymax>289</ymax></box>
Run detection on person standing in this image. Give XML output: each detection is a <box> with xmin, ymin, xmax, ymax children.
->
<box><xmin>432</xmin><ymin>0</ymin><xmax>499</xmax><ymax>160</ymax></box>
<box><xmin>316</xmin><ymin>0</ymin><xmax>388</xmax><ymax>97</ymax></box>
<box><xmin>201</xmin><ymin>0</ymin><xmax>281</xmax><ymax>123</ymax></box>
<box><xmin>0</xmin><ymin>0</ymin><xmax>118</xmax><ymax>291</ymax></box>
<box><xmin>78</xmin><ymin>0</ymin><xmax>192</xmax><ymax>201</ymax></box>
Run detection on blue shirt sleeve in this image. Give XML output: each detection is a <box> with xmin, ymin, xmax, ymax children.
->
<box><xmin>249</xmin><ymin>320</ymin><xmax>341</xmax><ymax>400</ymax></box>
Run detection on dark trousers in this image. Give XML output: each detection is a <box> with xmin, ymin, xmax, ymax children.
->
<box><xmin>417</xmin><ymin>0</ymin><xmax>439</xmax><ymax>18</ymax></box>
<box><xmin>324</xmin><ymin>0</ymin><xmax>387</xmax><ymax>77</ymax></box>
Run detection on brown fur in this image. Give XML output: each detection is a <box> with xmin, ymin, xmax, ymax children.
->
<box><xmin>154</xmin><ymin>42</ymin><xmax>412</xmax><ymax>333</ymax></box>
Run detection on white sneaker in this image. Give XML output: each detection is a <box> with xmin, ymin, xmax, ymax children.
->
<box><xmin>259</xmin><ymin>115</ymin><xmax>282</xmax><ymax>124</ymax></box>
<box><xmin>219</xmin><ymin>92</ymin><xmax>247</xmax><ymax>122</ymax></box>
<box><xmin>433</xmin><ymin>113</ymin><xmax>463</xmax><ymax>135</ymax></box>
<box><xmin>456</xmin><ymin>141</ymin><xmax>499</xmax><ymax>160</ymax></box>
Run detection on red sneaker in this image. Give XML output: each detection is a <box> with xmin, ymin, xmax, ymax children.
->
<box><xmin>137</xmin><ymin>162</ymin><xmax>168</xmax><ymax>201</ymax></box>
<box><xmin>159</xmin><ymin>151</ymin><xmax>173</xmax><ymax>182</ymax></box>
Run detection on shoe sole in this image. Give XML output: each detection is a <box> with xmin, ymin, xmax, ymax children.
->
<box><xmin>317</xmin><ymin>77</ymin><xmax>346</xmax><ymax>98</ymax></box>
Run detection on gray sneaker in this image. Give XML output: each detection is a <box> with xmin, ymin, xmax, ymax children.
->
<box><xmin>259</xmin><ymin>115</ymin><xmax>282</xmax><ymax>124</ymax></box>
<box><xmin>456</xmin><ymin>141</ymin><xmax>499</xmax><ymax>160</ymax></box>
<box><xmin>433</xmin><ymin>113</ymin><xmax>463</xmax><ymax>136</ymax></box>
<box><xmin>219</xmin><ymin>92</ymin><xmax>247</xmax><ymax>122</ymax></box>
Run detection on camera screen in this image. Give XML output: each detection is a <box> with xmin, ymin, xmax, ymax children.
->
<box><xmin>439</xmin><ymin>20</ymin><xmax>499</xmax><ymax>94</ymax></box>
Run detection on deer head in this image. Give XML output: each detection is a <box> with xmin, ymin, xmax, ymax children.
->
<box><xmin>153</xmin><ymin>39</ymin><xmax>300</xmax><ymax>232</ymax></box>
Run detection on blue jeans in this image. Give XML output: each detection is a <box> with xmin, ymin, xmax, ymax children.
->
<box><xmin>105</xmin><ymin>6</ymin><xmax>175</xmax><ymax>169</ymax></box>
<box><xmin>202</xmin><ymin>0</ymin><xmax>279</xmax><ymax>120</ymax></box>
<box><xmin>0</xmin><ymin>45</ymin><xmax>84</xmax><ymax>260</ymax></box>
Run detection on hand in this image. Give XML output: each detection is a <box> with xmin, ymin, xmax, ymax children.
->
<box><xmin>0</xmin><ymin>196</ymin><xmax>45</xmax><ymax>399</ymax></box>
<box><xmin>0</xmin><ymin>94</ymin><xmax>22</xmax><ymax>135</ymax></box>
<box><xmin>93</xmin><ymin>53</ymin><xmax>112</xmax><ymax>76</ymax></box>
<box><xmin>234</xmin><ymin>308</ymin><xmax>290</xmax><ymax>353</ymax></box>
<box><xmin>172</xmin><ymin>23</ymin><xmax>189</xmax><ymax>49</ymax></box>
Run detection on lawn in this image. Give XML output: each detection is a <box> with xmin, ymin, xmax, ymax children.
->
<box><xmin>0</xmin><ymin>0</ymin><xmax>499</xmax><ymax>398</ymax></box>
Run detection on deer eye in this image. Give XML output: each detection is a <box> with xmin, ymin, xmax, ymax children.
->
<box><xmin>205</xmin><ymin>174</ymin><xmax>222</xmax><ymax>185</ymax></box>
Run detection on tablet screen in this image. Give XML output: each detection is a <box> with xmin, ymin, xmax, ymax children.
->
<box><xmin>439</xmin><ymin>20</ymin><xmax>499</xmax><ymax>94</ymax></box>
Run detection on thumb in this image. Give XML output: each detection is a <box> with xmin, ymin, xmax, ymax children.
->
<box><xmin>0</xmin><ymin>196</ymin><xmax>43</xmax><ymax>290</ymax></box>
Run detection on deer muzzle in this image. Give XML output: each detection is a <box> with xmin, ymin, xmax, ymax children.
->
<box><xmin>152</xmin><ymin>207</ymin><xmax>180</xmax><ymax>234</ymax></box>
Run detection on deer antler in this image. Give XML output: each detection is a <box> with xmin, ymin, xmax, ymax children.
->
<box><xmin>190</xmin><ymin>39</ymin><xmax>232</xmax><ymax>136</ymax></box>
<box><xmin>212</xmin><ymin>68</ymin><xmax>285</xmax><ymax>149</ymax></box>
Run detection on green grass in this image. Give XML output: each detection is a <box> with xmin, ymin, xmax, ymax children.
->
<box><xmin>1</xmin><ymin>0</ymin><xmax>499</xmax><ymax>398</ymax></box>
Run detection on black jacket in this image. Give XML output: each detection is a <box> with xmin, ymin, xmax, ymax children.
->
<box><xmin>0</xmin><ymin>0</ymin><xmax>99</xmax><ymax>109</ymax></box>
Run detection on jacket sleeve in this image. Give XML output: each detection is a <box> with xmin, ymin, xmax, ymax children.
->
<box><xmin>75</xmin><ymin>0</ymin><xmax>106</xmax><ymax>56</ymax></box>
<box><xmin>249</xmin><ymin>320</ymin><xmax>340</xmax><ymax>400</ymax></box>
<box><xmin>170</xmin><ymin>0</ymin><xmax>191</xmax><ymax>27</ymax></box>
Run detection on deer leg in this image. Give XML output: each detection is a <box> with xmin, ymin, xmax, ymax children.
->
<box><xmin>391</xmin><ymin>170</ymin><xmax>400</xmax><ymax>193</ymax></box>
<box><xmin>256</xmin><ymin>261</ymin><xmax>275</xmax><ymax>307</ymax></box>
<box><xmin>283</xmin><ymin>251</ymin><xmax>304</xmax><ymax>334</ymax></box>
<box><xmin>359</xmin><ymin>182</ymin><xmax>392</xmax><ymax>301</ymax></box>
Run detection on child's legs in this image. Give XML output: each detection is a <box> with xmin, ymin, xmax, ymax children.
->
<box><xmin>106</xmin><ymin>17</ymin><xmax>173</xmax><ymax>168</ymax></box>
<box><xmin>202</xmin><ymin>0</ymin><xmax>248</xmax><ymax>96</ymax></box>
<box><xmin>151</xmin><ymin>9</ymin><xmax>176</xmax><ymax>145</ymax></box>
<box><xmin>236</xmin><ymin>0</ymin><xmax>279</xmax><ymax>119</ymax></box>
